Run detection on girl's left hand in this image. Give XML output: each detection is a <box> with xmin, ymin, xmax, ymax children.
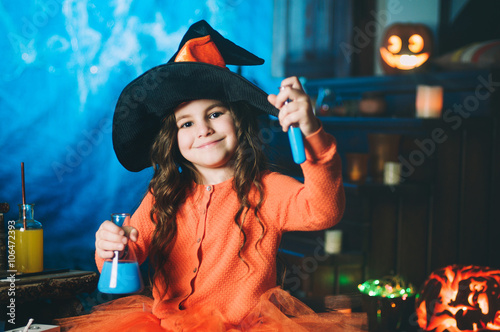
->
<box><xmin>267</xmin><ymin>76</ymin><xmax>320</xmax><ymax>137</ymax></box>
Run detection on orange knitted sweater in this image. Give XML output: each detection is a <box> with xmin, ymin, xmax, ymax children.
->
<box><xmin>95</xmin><ymin>127</ymin><xmax>344</xmax><ymax>326</ymax></box>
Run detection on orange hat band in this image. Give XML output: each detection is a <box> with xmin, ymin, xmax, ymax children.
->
<box><xmin>174</xmin><ymin>35</ymin><xmax>226</xmax><ymax>68</ymax></box>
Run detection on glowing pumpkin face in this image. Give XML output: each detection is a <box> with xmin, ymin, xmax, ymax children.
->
<box><xmin>380</xmin><ymin>23</ymin><xmax>433</xmax><ymax>74</ymax></box>
<box><xmin>416</xmin><ymin>265</ymin><xmax>500</xmax><ymax>331</ymax></box>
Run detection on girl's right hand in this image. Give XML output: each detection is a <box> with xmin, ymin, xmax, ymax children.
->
<box><xmin>267</xmin><ymin>76</ymin><xmax>320</xmax><ymax>137</ymax></box>
<box><xmin>95</xmin><ymin>220</ymin><xmax>138</xmax><ymax>259</ymax></box>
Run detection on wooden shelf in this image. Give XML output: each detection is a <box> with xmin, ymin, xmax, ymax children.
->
<box><xmin>305</xmin><ymin>69</ymin><xmax>499</xmax><ymax>96</ymax></box>
<box><xmin>305</xmin><ymin>69</ymin><xmax>499</xmax><ymax>118</ymax></box>
<box><xmin>343</xmin><ymin>181</ymin><xmax>431</xmax><ymax>196</ymax></box>
<box><xmin>320</xmin><ymin>116</ymin><xmax>440</xmax><ymax>135</ymax></box>
<box><xmin>280</xmin><ymin>232</ymin><xmax>364</xmax><ymax>261</ymax></box>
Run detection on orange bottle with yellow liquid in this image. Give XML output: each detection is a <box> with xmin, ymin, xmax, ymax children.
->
<box><xmin>14</xmin><ymin>204</ymin><xmax>43</xmax><ymax>273</ymax></box>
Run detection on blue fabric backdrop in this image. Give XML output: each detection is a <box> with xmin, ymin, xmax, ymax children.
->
<box><xmin>0</xmin><ymin>0</ymin><xmax>280</xmax><ymax>271</ymax></box>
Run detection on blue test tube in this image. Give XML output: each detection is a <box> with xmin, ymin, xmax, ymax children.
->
<box><xmin>288</xmin><ymin>126</ymin><xmax>306</xmax><ymax>164</ymax></box>
<box><xmin>280</xmin><ymin>85</ymin><xmax>306</xmax><ymax>164</ymax></box>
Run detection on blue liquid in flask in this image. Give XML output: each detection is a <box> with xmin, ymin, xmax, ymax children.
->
<box><xmin>97</xmin><ymin>213</ymin><xmax>144</xmax><ymax>294</ymax></box>
<box><xmin>98</xmin><ymin>260</ymin><xmax>143</xmax><ymax>294</ymax></box>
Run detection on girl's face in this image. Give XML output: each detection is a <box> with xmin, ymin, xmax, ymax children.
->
<box><xmin>174</xmin><ymin>99</ymin><xmax>238</xmax><ymax>179</ymax></box>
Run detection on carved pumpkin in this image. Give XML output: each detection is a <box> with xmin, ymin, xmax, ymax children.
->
<box><xmin>380</xmin><ymin>23</ymin><xmax>433</xmax><ymax>74</ymax></box>
<box><xmin>416</xmin><ymin>265</ymin><xmax>500</xmax><ymax>332</ymax></box>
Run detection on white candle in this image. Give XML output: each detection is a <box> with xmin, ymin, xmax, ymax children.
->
<box><xmin>325</xmin><ymin>229</ymin><xmax>342</xmax><ymax>254</ymax></box>
<box><xmin>384</xmin><ymin>162</ymin><xmax>402</xmax><ymax>185</ymax></box>
<box><xmin>416</xmin><ymin>85</ymin><xmax>443</xmax><ymax>118</ymax></box>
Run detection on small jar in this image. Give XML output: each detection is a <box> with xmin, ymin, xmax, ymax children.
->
<box><xmin>15</xmin><ymin>204</ymin><xmax>43</xmax><ymax>273</ymax></box>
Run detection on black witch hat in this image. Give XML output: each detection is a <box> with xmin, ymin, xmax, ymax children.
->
<box><xmin>112</xmin><ymin>20</ymin><xmax>277</xmax><ymax>172</ymax></box>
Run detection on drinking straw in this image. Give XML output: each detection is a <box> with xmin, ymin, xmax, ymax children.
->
<box><xmin>21</xmin><ymin>162</ymin><xmax>27</xmax><ymax>229</ymax></box>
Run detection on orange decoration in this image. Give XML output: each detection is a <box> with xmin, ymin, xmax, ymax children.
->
<box><xmin>380</xmin><ymin>23</ymin><xmax>433</xmax><ymax>74</ymax></box>
<box><xmin>416</xmin><ymin>265</ymin><xmax>500</xmax><ymax>331</ymax></box>
<box><xmin>175</xmin><ymin>35</ymin><xmax>226</xmax><ymax>68</ymax></box>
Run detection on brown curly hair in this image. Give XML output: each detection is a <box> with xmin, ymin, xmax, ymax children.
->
<box><xmin>148</xmin><ymin>101</ymin><xmax>268</xmax><ymax>294</ymax></box>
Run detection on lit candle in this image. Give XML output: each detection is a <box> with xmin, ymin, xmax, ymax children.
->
<box><xmin>415</xmin><ymin>85</ymin><xmax>443</xmax><ymax>118</ymax></box>
<box><xmin>346</xmin><ymin>153</ymin><xmax>368</xmax><ymax>183</ymax></box>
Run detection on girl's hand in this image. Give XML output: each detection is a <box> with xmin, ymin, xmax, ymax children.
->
<box><xmin>95</xmin><ymin>220</ymin><xmax>138</xmax><ymax>259</ymax></box>
<box><xmin>267</xmin><ymin>76</ymin><xmax>320</xmax><ymax>137</ymax></box>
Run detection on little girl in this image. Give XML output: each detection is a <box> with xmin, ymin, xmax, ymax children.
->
<box><xmin>60</xmin><ymin>20</ymin><xmax>346</xmax><ymax>331</ymax></box>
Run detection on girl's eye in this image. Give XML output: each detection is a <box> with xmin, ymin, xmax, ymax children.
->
<box><xmin>180</xmin><ymin>121</ymin><xmax>193</xmax><ymax>128</ymax></box>
<box><xmin>209</xmin><ymin>112</ymin><xmax>223</xmax><ymax>119</ymax></box>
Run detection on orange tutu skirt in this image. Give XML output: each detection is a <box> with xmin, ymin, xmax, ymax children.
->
<box><xmin>56</xmin><ymin>288</ymin><xmax>366</xmax><ymax>332</ymax></box>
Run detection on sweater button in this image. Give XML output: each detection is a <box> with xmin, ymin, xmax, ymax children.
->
<box><xmin>197</xmin><ymin>238</ymin><xmax>201</xmax><ymax>243</ymax></box>
<box><xmin>206</xmin><ymin>185</ymin><xmax>211</xmax><ymax>191</ymax></box>
<box><xmin>193</xmin><ymin>267</ymin><xmax>198</xmax><ymax>273</ymax></box>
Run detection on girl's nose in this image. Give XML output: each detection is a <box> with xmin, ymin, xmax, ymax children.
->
<box><xmin>197</xmin><ymin>121</ymin><xmax>214</xmax><ymax>137</ymax></box>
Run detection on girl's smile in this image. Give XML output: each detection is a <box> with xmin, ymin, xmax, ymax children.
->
<box><xmin>175</xmin><ymin>99</ymin><xmax>238</xmax><ymax>183</ymax></box>
<box><xmin>195</xmin><ymin>138</ymin><xmax>223</xmax><ymax>149</ymax></box>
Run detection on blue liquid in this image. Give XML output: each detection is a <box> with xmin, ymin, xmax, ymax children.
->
<box><xmin>288</xmin><ymin>126</ymin><xmax>306</xmax><ymax>164</ymax></box>
<box><xmin>98</xmin><ymin>261</ymin><xmax>143</xmax><ymax>294</ymax></box>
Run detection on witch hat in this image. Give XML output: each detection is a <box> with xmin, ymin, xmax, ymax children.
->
<box><xmin>112</xmin><ymin>20</ymin><xmax>277</xmax><ymax>172</ymax></box>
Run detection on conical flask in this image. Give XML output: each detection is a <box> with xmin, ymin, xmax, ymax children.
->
<box><xmin>97</xmin><ymin>213</ymin><xmax>144</xmax><ymax>294</ymax></box>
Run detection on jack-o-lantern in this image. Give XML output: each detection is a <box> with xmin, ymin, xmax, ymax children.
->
<box><xmin>380</xmin><ymin>23</ymin><xmax>433</xmax><ymax>74</ymax></box>
<box><xmin>416</xmin><ymin>265</ymin><xmax>500</xmax><ymax>332</ymax></box>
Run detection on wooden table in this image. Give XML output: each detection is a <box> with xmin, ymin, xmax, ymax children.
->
<box><xmin>0</xmin><ymin>269</ymin><xmax>98</xmax><ymax>329</ymax></box>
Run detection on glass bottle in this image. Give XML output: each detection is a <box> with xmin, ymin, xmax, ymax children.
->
<box><xmin>98</xmin><ymin>213</ymin><xmax>144</xmax><ymax>294</ymax></box>
<box><xmin>15</xmin><ymin>204</ymin><xmax>43</xmax><ymax>273</ymax></box>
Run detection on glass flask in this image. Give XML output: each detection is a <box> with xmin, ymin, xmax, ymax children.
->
<box><xmin>98</xmin><ymin>213</ymin><xmax>144</xmax><ymax>294</ymax></box>
<box><xmin>15</xmin><ymin>204</ymin><xmax>43</xmax><ymax>273</ymax></box>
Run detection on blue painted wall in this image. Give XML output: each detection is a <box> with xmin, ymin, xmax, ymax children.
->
<box><xmin>0</xmin><ymin>0</ymin><xmax>280</xmax><ymax>271</ymax></box>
